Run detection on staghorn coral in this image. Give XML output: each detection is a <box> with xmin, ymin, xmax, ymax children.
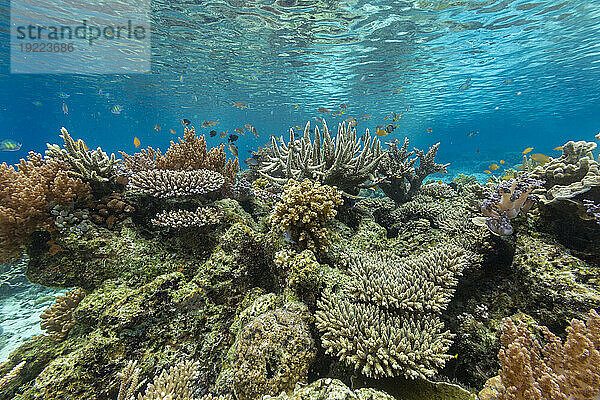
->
<box><xmin>420</xmin><ymin>181</ymin><xmax>458</xmax><ymax>199</ymax></box>
<box><xmin>40</xmin><ymin>288</ymin><xmax>86</xmax><ymax>341</ymax></box>
<box><xmin>346</xmin><ymin>245</ymin><xmax>468</xmax><ymax>313</ymax></box>
<box><xmin>480</xmin><ymin>309</ymin><xmax>600</xmax><ymax>400</ymax></box>
<box><xmin>151</xmin><ymin>206</ymin><xmax>222</xmax><ymax>228</ymax></box>
<box><xmin>270</xmin><ymin>179</ymin><xmax>343</xmax><ymax>251</ymax></box>
<box><xmin>259</xmin><ymin>120</ymin><xmax>383</xmax><ymax>194</ymax></box>
<box><xmin>136</xmin><ymin>360</ymin><xmax>199</xmax><ymax>400</ymax></box>
<box><xmin>529</xmin><ymin>140</ymin><xmax>600</xmax><ymax>205</ymax></box>
<box><xmin>377</xmin><ymin>137</ymin><xmax>450</xmax><ymax>203</ymax></box>
<box><xmin>120</xmin><ymin>126</ymin><xmax>239</xmax><ymax>184</ymax></box>
<box><xmin>475</xmin><ymin>177</ymin><xmax>544</xmax><ymax>236</ymax></box>
<box><xmin>46</xmin><ymin>127</ymin><xmax>118</xmax><ymax>182</ymax></box>
<box><xmin>0</xmin><ymin>152</ymin><xmax>90</xmax><ymax>261</ymax></box>
<box><xmin>127</xmin><ymin>169</ymin><xmax>225</xmax><ymax>198</ymax></box>
<box><xmin>316</xmin><ymin>244</ymin><xmax>470</xmax><ymax>379</ymax></box>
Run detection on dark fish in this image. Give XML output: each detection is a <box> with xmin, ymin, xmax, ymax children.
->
<box><xmin>209</xmin><ymin>130</ymin><xmax>217</xmax><ymax>137</ymax></box>
<box><xmin>0</xmin><ymin>139</ymin><xmax>22</xmax><ymax>152</ymax></box>
<box><xmin>385</xmin><ymin>124</ymin><xmax>395</xmax><ymax>133</ymax></box>
<box><xmin>228</xmin><ymin>134</ymin><xmax>239</xmax><ymax>142</ymax></box>
<box><xmin>181</xmin><ymin>118</ymin><xmax>191</xmax><ymax>126</ymax></box>
<box><xmin>317</xmin><ymin>107</ymin><xmax>330</xmax><ymax>114</ymax></box>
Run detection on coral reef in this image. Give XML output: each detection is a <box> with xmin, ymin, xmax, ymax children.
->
<box><xmin>475</xmin><ymin>177</ymin><xmax>544</xmax><ymax>236</ymax></box>
<box><xmin>39</xmin><ymin>289</ymin><xmax>86</xmax><ymax>341</ymax></box>
<box><xmin>377</xmin><ymin>138</ymin><xmax>449</xmax><ymax>203</ymax></box>
<box><xmin>259</xmin><ymin>121</ymin><xmax>383</xmax><ymax>194</ymax></box>
<box><xmin>151</xmin><ymin>206</ymin><xmax>222</xmax><ymax>228</ymax></box>
<box><xmin>46</xmin><ymin>127</ymin><xmax>118</xmax><ymax>182</ymax></box>
<box><xmin>316</xmin><ymin>245</ymin><xmax>471</xmax><ymax>379</ymax></box>
<box><xmin>270</xmin><ymin>179</ymin><xmax>342</xmax><ymax>251</ymax></box>
<box><xmin>479</xmin><ymin>309</ymin><xmax>600</xmax><ymax>400</ymax></box>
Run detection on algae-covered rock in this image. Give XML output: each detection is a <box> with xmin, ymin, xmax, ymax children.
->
<box><xmin>262</xmin><ymin>378</ymin><xmax>395</xmax><ymax>400</ymax></box>
<box><xmin>232</xmin><ymin>306</ymin><xmax>316</xmax><ymax>400</ymax></box>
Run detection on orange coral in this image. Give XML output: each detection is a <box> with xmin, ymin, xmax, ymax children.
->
<box><xmin>0</xmin><ymin>152</ymin><xmax>90</xmax><ymax>262</ymax></box>
<box><xmin>120</xmin><ymin>126</ymin><xmax>238</xmax><ymax>183</ymax></box>
<box><xmin>482</xmin><ymin>310</ymin><xmax>600</xmax><ymax>400</ymax></box>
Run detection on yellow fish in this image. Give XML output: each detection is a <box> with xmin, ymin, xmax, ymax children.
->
<box><xmin>522</xmin><ymin>147</ymin><xmax>534</xmax><ymax>155</ymax></box>
<box><xmin>484</xmin><ymin>170</ymin><xmax>492</xmax><ymax>174</ymax></box>
<box><xmin>244</xmin><ymin>123</ymin><xmax>252</xmax><ymax>131</ymax></box>
<box><xmin>499</xmin><ymin>160</ymin><xmax>505</xmax><ymax>164</ymax></box>
<box><xmin>391</xmin><ymin>88</ymin><xmax>402</xmax><ymax>94</ymax></box>
<box><xmin>232</xmin><ymin>101</ymin><xmax>247</xmax><ymax>109</ymax></box>
<box><xmin>228</xmin><ymin>143</ymin><xmax>238</xmax><ymax>158</ymax></box>
<box><xmin>489</xmin><ymin>164</ymin><xmax>500</xmax><ymax>171</ymax></box>
<box><xmin>169</xmin><ymin>129</ymin><xmax>176</xmax><ymax>134</ymax></box>
<box><xmin>375</xmin><ymin>128</ymin><xmax>388</xmax><ymax>137</ymax></box>
<box><xmin>530</xmin><ymin>153</ymin><xmax>550</xmax><ymax>164</ymax></box>
<box><xmin>554</xmin><ymin>146</ymin><xmax>563</xmax><ymax>151</ymax></box>
<box><xmin>133</xmin><ymin>137</ymin><xmax>141</xmax><ymax>148</ymax></box>
<box><xmin>154</xmin><ymin>124</ymin><xmax>161</xmax><ymax>132</ymax></box>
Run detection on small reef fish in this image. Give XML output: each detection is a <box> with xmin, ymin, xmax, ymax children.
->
<box><xmin>530</xmin><ymin>153</ymin><xmax>550</xmax><ymax>164</ymax></box>
<box><xmin>339</xmin><ymin>103</ymin><xmax>348</xmax><ymax>110</ymax></box>
<box><xmin>467</xmin><ymin>131</ymin><xmax>479</xmax><ymax>137</ymax></box>
<box><xmin>459</xmin><ymin>78</ymin><xmax>472</xmax><ymax>91</ymax></box>
<box><xmin>360</xmin><ymin>114</ymin><xmax>372</xmax><ymax>120</ymax></box>
<box><xmin>375</xmin><ymin>128</ymin><xmax>388</xmax><ymax>137</ymax></box>
<box><xmin>133</xmin><ymin>137</ymin><xmax>141</xmax><ymax>148</ymax></box>
<box><xmin>427</xmin><ymin>128</ymin><xmax>433</xmax><ymax>133</ymax></box>
<box><xmin>228</xmin><ymin>143</ymin><xmax>238</xmax><ymax>157</ymax></box>
<box><xmin>209</xmin><ymin>130</ymin><xmax>217</xmax><ymax>137</ymax></box>
<box><xmin>0</xmin><ymin>139</ymin><xmax>22</xmax><ymax>152</ymax></box>
<box><xmin>154</xmin><ymin>124</ymin><xmax>161</xmax><ymax>132</ymax></box>
<box><xmin>111</xmin><ymin>105</ymin><xmax>123</xmax><ymax>115</ymax></box>
<box><xmin>232</xmin><ymin>101</ymin><xmax>248</xmax><ymax>109</ymax></box>
<box><xmin>252</xmin><ymin>127</ymin><xmax>258</xmax><ymax>137</ymax></box>
<box><xmin>234</xmin><ymin>127</ymin><xmax>245</xmax><ymax>135</ymax></box>
<box><xmin>219</xmin><ymin>131</ymin><xmax>228</xmax><ymax>139</ymax></box>
<box><xmin>293</xmin><ymin>104</ymin><xmax>299</xmax><ymax>110</ymax></box>
<box><xmin>554</xmin><ymin>146</ymin><xmax>563</xmax><ymax>151</ymax></box>
<box><xmin>391</xmin><ymin>88</ymin><xmax>402</xmax><ymax>94</ymax></box>
<box><xmin>58</xmin><ymin>92</ymin><xmax>70</xmax><ymax>99</ymax></box>
<box><xmin>202</xmin><ymin>120</ymin><xmax>219</xmax><ymax>128</ymax></box>
<box><xmin>500</xmin><ymin>160</ymin><xmax>505</xmax><ymax>164</ymax></box>
<box><xmin>228</xmin><ymin>134</ymin><xmax>239</xmax><ymax>142</ymax></box>
<box><xmin>345</xmin><ymin>117</ymin><xmax>358</xmax><ymax>128</ymax></box>
<box><xmin>169</xmin><ymin>129</ymin><xmax>176</xmax><ymax>134</ymax></box>
<box><xmin>317</xmin><ymin>107</ymin><xmax>330</xmax><ymax>114</ymax></box>
<box><xmin>179</xmin><ymin>75</ymin><xmax>183</xmax><ymax>82</ymax></box>
<box><xmin>360</xmin><ymin>75</ymin><xmax>366</xmax><ymax>81</ymax></box>
<box><xmin>484</xmin><ymin>170</ymin><xmax>492</xmax><ymax>174</ymax></box>
<box><xmin>489</xmin><ymin>164</ymin><xmax>500</xmax><ymax>171</ymax></box>
<box><xmin>181</xmin><ymin>119</ymin><xmax>192</xmax><ymax>126</ymax></box>
<box><xmin>245</xmin><ymin>157</ymin><xmax>259</xmax><ymax>167</ymax></box>
<box><xmin>516</xmin><ymin>91</ymin><xmax>522</xmax><ymax>96</ymax></box>
<box><xmin>62</xmin><ymin>102</ymin><xmax>69</xmax><ymax>114</ymax></box>
<box><xmin>522</xmin><ymin>147</ymin><xmax>534</xmax><ymax>155</ymax></box>
<box><xmin>244</xmin><ymin>124</ymin><xmax>252</xmax><ymax>131</ymax></box>
<box><xmin>385</xmin><ymin>124</ymin><xmax>396</xmax><ymax>134</ymax></box>
<box><xmin>330</xmin><ymin>110</ymin><xmax>345</xmax><ymax>116</ymax></box>
<box><xmin>32</xmin><ymin>101</ymin><xmax>42</xmax><ymax>106</ymax></box>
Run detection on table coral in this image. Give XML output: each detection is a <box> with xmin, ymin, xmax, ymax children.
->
<box><xmin>127</xmin><ymin>169</ymin><xmax>225</xmax><ymax>198</ymax></box>
<box><xmin>270</xmin><ymin>179</ymin><xmax>342</xmax><ymax>252</ymax></box>
<box><xmin>151</xmin><ymin>206</ymin><xmax>222</xmax><ymax>228</ymax></box>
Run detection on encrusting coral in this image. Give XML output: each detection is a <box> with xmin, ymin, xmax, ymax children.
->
<box><xmin>377</xmin><ymin>137</ymin><xmax>450</xmax><ymax>203</ymax></box>
<box><xmin>46</xmin><ymin>127</ymin><xmax>118</xmax><ymax>182</ymax></box>
<box><xmin>127</xmin><ymin>169</ymin><xmax>225</xmax><ymax>198</ymax></box>
<box><xmin>270</xmin><ymin>179</ymin><xmax>343</xmax><ymax>251</ymax></box>
<box><xmin>259</xmin><ymin>120</ymin><xmax>384</xmax><ymax>194</ymax></box>
<box><xmin>474</xmin><ymin>177</ymin><xmax>544</xmax><ymax>236</ymax></box>
<box><xmin>479</xmin><ymin>309</ymin><xmax>600</xmax><ymax>400</ymax></box>
<box><xmin>0</xmin><ymin>151</ymin><xmax>90</xmax><ymax>261</ymax></box>
<box><xmin>39</xmin><ymin>288</ymin><xmax>86</xmax><ymax>341</ymax></box>
<box><xmin>151</xmin><ymin>206</ymin><xmax>222</xmax><ymax>228</ymax></box>
<box><xmin>316</xmin><ymin>244</ymin><xmax>471</xmax><ymax>379</ymax></box>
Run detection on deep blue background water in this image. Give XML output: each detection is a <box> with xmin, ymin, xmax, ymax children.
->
<box><xmin>1</xmin><ymin>0</ymin><xmax>599</xmax><ymax>180</ymax></box>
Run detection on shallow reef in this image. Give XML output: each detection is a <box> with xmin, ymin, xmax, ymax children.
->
<box><xmin>1</xmin><ymin>123</ymin><xmax>599</xmax><ymax>400</ymax></box>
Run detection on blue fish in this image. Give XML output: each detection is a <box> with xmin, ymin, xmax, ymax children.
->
<box><xmin>0</xmin><ymin>139</ymin><xmax>22</xmax><ymax>152</ymax></box>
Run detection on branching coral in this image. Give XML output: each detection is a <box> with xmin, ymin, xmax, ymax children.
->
<box><xmin>46</xmin><ymin>127</ymin><xmax>118</xmax><ymax>182</ymax></box>
<box><xmin>120</xmin><ymin>126</ymin><xmax>239</xmax><ymax>184</ymax></box>
<box><xmin>316</xmin><ymin>244</ymin><xmax>470</xmax><ymax>379</ymax></box>
<box><xmin>0</xmin><ymin>152</ymin><xmax>90</xmax><ymax>261</ymax></box>
<box><xmin>480</xmin><ymin>309</ymin><xmax>600</xmax><ymax>400</ymax></box>
<box><xmin>475</xmin><ymin>177</ymin><xmax>544</xmax><ymax>236</ymax></box>
<box><xmin>377</xmin><ymin>138</ymin><xmax>450</xmax><ymax>203</ymax></box>
<box><xmin>40</xmin><ymin>288</ymin><xmax>86</xmax><ymax>341</ymax></box>
<box><xmin>259</xmin><ymin>120</ymin><xmax>383</xmax><ymax>194</ymax></box>
<box><xmin>136</xmin><ymin>360</ymin><xmax>200</xmax><ymax>400</ymax></box>
<box><xmin>127</xmin><ymin>169</ymin><xmax>225</xmax><ymax>198</ymax></box>
<box><xmin>270</xmin><ymin>179</ymin><xmax>342</xmax><ymax>251</ymax></box>
<box><xmin>151</xmin><ymin>206</ymin><xmax>222</xmax><ymax>228</ymax></box>
<box><xmin>117</xmin><ymin>360</ymin><xmax>144</xmax><ymax>400</ymax></box>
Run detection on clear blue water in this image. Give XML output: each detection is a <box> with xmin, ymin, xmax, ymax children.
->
<box><xmin>1</xmin><ymin>0</ymin><xmax>599</xmax><ymax>179</ymax></box>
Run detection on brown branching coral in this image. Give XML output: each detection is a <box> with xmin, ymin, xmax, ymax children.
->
<box><xmin>270</xmin><ymin>179</ymin><xmax>342</xmax><ymax>251</ymax></box>
<box><xmin>46</xmin><ymin>127</ymin><xmax>118</xmax><ymax>182</ymax></box>
<box><xmin>127</xmin><ymin>169</ymin><xmax>225</xmax><ymax>198</ymax></box>
<box><xmin>377</xmin><ymin>138</ymin><xmax>450</xmax><ymax>203</ymax></box>
<box><xmin>40</xmin><ymin>288</ymin><xmax>86</xmax><ymax>341</ymax></box>
<box><xmin>480</xmin><ymin>309</ymin><xmax>600</xmax><ymax>400</ymax></box>
<box><xmin>0</xmin><ymin>152</ymin><xmax>90</xmax><ymax>261</ymax></box>
<box><xmin>136</xmin><ymin>360</ymin><xmax>200</xmax><ymax>400</ymax></box>
<box><xmin>120</xmin><ymin>126</ymin><xmax>239</xmax><ymax>184</ymax></box>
